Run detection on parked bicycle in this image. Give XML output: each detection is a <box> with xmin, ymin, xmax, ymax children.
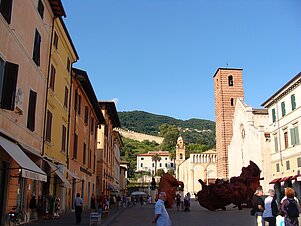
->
<box><xmin>7</xmin><ymin>206</ymin><xmax>27</xmax><ymax>226</ymax></box>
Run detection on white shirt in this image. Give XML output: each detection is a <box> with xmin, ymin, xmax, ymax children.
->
<box><xmin>74</xmin><ymin>196</ymin><xmax>83</xmax><ymax>207</ymax></box>
<box><xmin>263</xmin><ymin>196</ymin><xmax>274</xmax><ymax>218</ymax></box>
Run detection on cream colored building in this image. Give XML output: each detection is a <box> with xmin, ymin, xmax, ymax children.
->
<box><xmin>228</xmin><ymin>98</ymin><xmax>271</xmax><ymax>192</ymax></box>
<box><xmin>262</xmin><ymin>72</ymin><xmax>301</xmax><ymax>201</ymax></box>
<box><xmin>136</xmin><ymin>151</ymin><xmax>174</xmax><ymax>175</ymax></box>
<box><xmin>178</xmin><ymin>150</ymin><xmax>217</xmax><ymax>196</ymax></box>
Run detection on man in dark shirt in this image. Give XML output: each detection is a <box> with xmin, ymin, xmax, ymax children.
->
<box><xmin>252</xmin><ymin>187</ymin><xmax>265</xmax><ymax>226</ymax></box>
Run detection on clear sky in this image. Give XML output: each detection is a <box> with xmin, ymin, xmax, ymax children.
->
<box><xmin>63</xmin><ymin>0</ymin><xmax>301</xmax><ymax>121</ymax></box>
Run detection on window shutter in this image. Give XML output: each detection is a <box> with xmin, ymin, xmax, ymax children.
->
<box><xmin>64</xmin><ymin>86</ymin><xmax>68</xmax><ymax>107</ymax></box>
<box><xmin>281</xmin><ymin>102</ymin><xmax>286</xmax><ymax>116</ymax></box>
<box><xmin>33</xmin><ymin>29</ymin><xmax>41</xmax><ymax>66</ymax></box>
<box><xmin>46</xmin><ymin>110</ymin><xmax>52</xmax><ymax>141</ymax></box>
<box><xmin>0</xmin><ymin>0</ymin><xmax>13</xmax><ymax>24</ymax></box>
<box><xmin>295</xmin><ymin>127</ymin><xmax>300</xmax><ymax>144</ymax></box>
<box><xmin>291</xmin><ymin>94</ymin><xmax>296</xmax><ymax>110</ymax></box>
<box><xmin>27</xmin><ymin>90</ymin><xmax>37</xmax><ymax>131</ymax></box>
<box><xmin>1</xmin><ymin>61</ymin><xmax>18</xmax><ymax>110</ymax></box>
<box><xmin>272</xmin><ymin>109</ymin><xmax>276</xmax><ymax>122</ymax></box>
<box><xmin>37</xmin><ymin>0</ymin><xmax>44</xmax><ymax>19</ymax></box>
<box><xmin>290</xmin><ymin>128</ymin><xmax>296</xmax><ymax>146</ymax></box>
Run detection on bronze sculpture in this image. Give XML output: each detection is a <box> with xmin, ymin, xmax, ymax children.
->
<box><xmin>158</xmin><ymin>172</ymin><xmax>184</xmax><ymax>208</ymax></box>
<box><xmin>196</xmin><ymin>161</ymin><xmax>261</xmax><ymax>211</ymax></box>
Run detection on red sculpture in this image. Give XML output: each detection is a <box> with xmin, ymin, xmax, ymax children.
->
<box><xmin>196</xmin><ymin>161</ymin><xmax>262</xmax><ymax>211</ymax></box>
<box><xmin>158</xmin><ymin>172</ymin><xmax>184</xmax><ymax>208</ymax></box>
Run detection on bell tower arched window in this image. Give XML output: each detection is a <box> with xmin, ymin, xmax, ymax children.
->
<box><xmin>228</xmin><ymin>75</ymin><xmax>233</xmax><ymax>86</ymax></box>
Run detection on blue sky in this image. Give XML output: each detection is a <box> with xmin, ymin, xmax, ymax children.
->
<box><xmin>63</xmin><ymin>0</ymin><xmax>301</xmax><ymax>121</ymax></box>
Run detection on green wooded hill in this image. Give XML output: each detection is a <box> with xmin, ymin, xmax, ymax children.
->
<box><xmin>118</xmin><ymin>110</ymin><xmax>216</xmax><ymax>148</ymax></box>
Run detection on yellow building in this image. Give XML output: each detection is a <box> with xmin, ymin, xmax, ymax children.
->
<box><xmin>42</xmin><ymin>16</ymin><xmax>79</xmax><ymax>212</ymax></box>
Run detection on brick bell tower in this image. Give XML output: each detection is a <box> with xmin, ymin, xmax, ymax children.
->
<box><xmin>213</xmin><ymin>68</ymin><xmax>244</xmax><ymax>179</ymax></box>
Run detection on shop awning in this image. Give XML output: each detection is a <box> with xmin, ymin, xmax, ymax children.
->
<box><xmin>0</xmin><ymin>136</ymin><xmax>47</xmax><ymax>182</ymax></box>
<box><xmin>44</xmin><ymin>159</ymin><xmax>70</xmax><ymax>188</ymax></box>
<box><xmin>279</xmin><ymin>176</ymin><xmax>292</xmax><ymax>182</ymax></box>
<box><xmin>269</xmin><ymin>178</ymin><xmax>282</xmax><ymax>184</ymax></box>
<box><xmin>291</xmin><ymin>174</ymin><xmax>301</xmax><ymax>180</ymax></box>
<box><xmin>65</xmin><ymin>167</ymin><xmax>80</xmax><ymax>180</ymax></box>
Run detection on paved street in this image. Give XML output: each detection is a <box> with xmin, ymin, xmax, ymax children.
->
<box><xmin>27</xmin><ymin>200</ymin><xmax>255</xmax><ymax>226</ymax></box>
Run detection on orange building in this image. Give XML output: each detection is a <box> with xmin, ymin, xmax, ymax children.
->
<box><xmin>68</xmin><ymin>68</ymin><xmax>104</xmax><ymax>209</ymax></box>
<box><xmin>0</xmin><ymin>0</ymin><xmax>65</xmax><ymax>224</ymax></box>
<box><xmin>96</xmin><ymin>101</ymin><xmax>121</xmax><ymax>196</ymax></box>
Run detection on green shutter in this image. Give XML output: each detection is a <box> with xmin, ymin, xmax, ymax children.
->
<box><xmin>290</xmin><ymin>128</ymin><xmax>296</xmax><ymax>145</ymax></box>
<box><xmin>291</xmin><ymin>94</ymin><xmax>296</xmax><ymax>110</ymax></box>
<box><xmin>281</xmin><ymin>102</ymin><xmax>286</xmax><ymax>116</ymax></box>
<box><xmin>272</xmin><ymin>108</ymin><xmax>276</xmax><ymax>122</ymax></box>
<box><xmin>295</xmin><ymin>126</ymin><xmax>300</xmax><ymax>144</ymax></box>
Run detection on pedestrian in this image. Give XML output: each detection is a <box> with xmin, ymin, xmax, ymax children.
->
<box><xmin>184</xmin><ymin>193</ymin><xmax>191</xmax><ymax>212</ymax></box>
<box><xmin>74</xmin><ymin>193</ymin><xmax>83</xmax><ymax>224</ymax></box>
<box><xmin>263</xmin><ymin>189</ymin><xmax>277</xmax><ymax>226</ymax></box>
<box><xmin>53</xmin><ymin>197</ymin><xmax>60</xmax><ymax>219</ymax></box>
<box><xmin>140</xmin><ymin>195</ymin><xmax>144</xmax><ymax>207</ymax></box>
<box><xmin>180</xmin><ymin>190</ymin><xmax>184</xmax><ymax>210</ymax></box>
<box><xmin>175</xmin><ymin>193</ymin><xmax>181</xmax><ymax>211</ymax></box>
<box><xmin>152</xmin><ymin>192</ymin><xmax>172</xmax><ymax>226</ymax></box>
<box><xmin>280</xmin><ymin>187</ymin><xmax>301</xmax><ymax>226</ymax></box>
<box><xmin>90</xmin><ymin>194</ymin><xmax>96</xmax><ymax>210</ymax></box>
<box><xmin>251</xmin><ymin>187</ymin><xmax>265</xmax><ymax>226</ymax></box>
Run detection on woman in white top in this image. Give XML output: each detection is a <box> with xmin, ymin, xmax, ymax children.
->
<box><xmin>263</xmin><ymin>189</ymin><xmax>276</xmax><ymax>226</ymax></box>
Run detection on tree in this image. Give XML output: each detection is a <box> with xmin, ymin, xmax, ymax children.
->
<box><xmin>152</xmin><ymin>153</ymin><xmax>161</xmax><ymax>176</ymax></box>
<box><xmin>169</xmin><ymin>150</ymin><xmax>176</xmax><ymax>168</ymax></box>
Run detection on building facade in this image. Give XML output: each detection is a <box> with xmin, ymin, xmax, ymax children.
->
<box><xmin>178</xmin><ymin>150</ymin><xmax>217</xmax><ymax>196</ymax></box>
<box><xmin>228</xmin><ymin>98</ymin><xmax>271</xmax><ymax>192</ymax></box>
<box><xmin>68</xmin><ymin>68</ymin><xmax>104</xmax><ymax>209</ymax></box>
<box><xmin>213</xmin><ymin>68</ymin><xmax>244</xmax><ymax>179</ymax></box>
<box><xmin>42</xmin><ymin>16</ymin><xmax>79</xmax><ymax>213</ymax></box>
<box><xmin>0</xmin><ymin>0</ymin><xmax>65</xmax><ymax>224</ymax></box>
<box><xmin>262</xmin><ymin>72</ymin><xmax>301</xmax><ymax>201</ymax></box>
<box><xmin>136</xmin><ymin>151</ymin><xmax>174</xmax><ymax>175</ymax></box>
<box><xmin>96</xmin><ymin>101</ymin><xmax>121</xmax><ymax>196</ymax></box>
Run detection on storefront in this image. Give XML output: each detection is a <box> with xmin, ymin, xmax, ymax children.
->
<box><xmin>0</xmin><ymin>135</ymin><xmax>47</xmax><ymax>225</ymax></box>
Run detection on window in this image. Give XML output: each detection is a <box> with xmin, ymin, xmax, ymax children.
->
<box><xmin>49</xmin><ymin>65</ymin><xmax>56</xmax><ymax>91</ymax></box>
<box><xmin>0</xmin><ymin>58</ymin><xmax>18</xmax><ymax>110</ymax></box>
<box><xmin>83</xmin><ymin>143</ymin><xmax>86</xmax><ymax>165</ymax></box>
<box><xmin>228</xmin><ymin>75</ymin><xmax>233</xmax><ymax>86</ymax></box>
<box><xmin>140</xmin><ymin>163</ymin><xmax>143</xmax><ymax>167</ymax></box>
<box><xmin>170</xmin><ymin>163</ymin><xmax>173</xmax><ymax>167</ymax></box>
<box><xmin>93</xmin><ymin>154</ymin><xmax>96</xmax><ymax>172</ymax></box>
<box><xmin>165</xmin><ymin>163</ymin><xmax>167</xmax><ymax>167</ymax></box>
<box><xmin>297</xmin><ymin>157</ymin><xmax>301</xmax><ymax>167</ymax></box>
<box><xmin>231</xmin><ymin>98</ymin><xmax>234</xmax><ymax>106</ymax></box>
<box><xmin>73</xmin><ymin>134</ymin><xmax>78</xmax><ymax>159</ymax></box>
<box><xmin>152</xmin><ymin>163</ymin><xmax>154</xmax><ymax>167</ymax></box>
<box><xmin>276</xmin><ymin>163</ymin><xmax>280</xmax><ymax>172</ymax></box>
<box><xmin>84</xmin><ymin>106</ymin><xmax>89</xmax><ymax>125</ymax></box>
<box><xmin>274</xmin><ymin>135</ymin><xmax>279</xmax><ymax>152</ymax></box>
<box><xmin>141</xmin><ymin>158</ymin><xmax>144</xmax><ymax>160</ymax></box>
<box><xmin>286</xmin><ymin>160</ymin><xmax>290</xmax><ymax>170</ymax></box>
<box><xmin>90</xmin><ymin>117</ymin><xmax>94</xmax><ymax>133</ymax></box>
<box><xmin>67</xmin><ymin>58</ymin><xmax>71</xmax><ymax>72</ymax></box>
<box><xmin>281</xmin><ymin>101</ymin><xmax>286</xmax><ymax>117</ymax></box>
<box><xmin>53</xmin><ymin>31</ymin><xmax>58</xmax><ymax>49</ymax></box>
<box><xmin>61</xmin><ymin>125</ymin><xmax>66</xmax><ymax>152</ymax></box>
<box><xmin>0</xmin><ymin>0</ymin><xmax>13</xmax><ymax>24</ymax></box>
<box><xmin>272</xmin><ymin>108</ymin><xmax>276</xmax><ymax>123</ymax></box>
<box><xmin>63</xmin><ymin>86</ymin><xmax>68</xmax><ymax>108</ymax></box>
<box><xmin>284</xmin><ymin>131</ymin><xmax>288</xmax><ymax>149</ymax></box>
<box><xmin>46</xmin><ymin>110</ymin><xmax>52</xmax><ymax>142</ymax></box>
<box><xmin>159</xmin><ymin>163</ymin><xmax>162</xmax><ymax>167</ymax></box>
<box><xmin>291</xmin><ymin>94</ymin><xmax>296</xmax><ymax>111</ymax></box>
<box><xmin>74</xmin><ymin>91</ymin><xmax>81</xmax><ymax>114</ymax></box>
<box><xmin>180</xmin><ymin>153</ymin><xmax>183</xmax><ymax>159</ymax></box>
<box><xmin>290</xmin><ymin>126</ymin><xmax>300</xmax><ymax>146</ymax></box>
<box><xmin>27</xmin><ymin>90</ymin><xmax>37</xmax><ymax>131</ymax></box>
<box><xmin>37</xmin><ymin>0</ymin><xmax>44</xmax><ymax>19</ymax></box>
<box><xmin>33</xmin><ymin>29</ymin><xmax>41</xmax><ymax>66</ymax></box>
<box><xmin>89</xmin><ymin>149</ymin><xmax>92</xmax><ymax>168</ymax></box>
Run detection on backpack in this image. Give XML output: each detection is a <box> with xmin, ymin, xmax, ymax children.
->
<box><xmin>285</xmin><ymin>199</ymin><xmax>299</xmax><ymax>218</ymax></box>
<box><xmin>271</xmin><ymin>198</ymin><xmax>279</xmax><ymax>217</ymax></box>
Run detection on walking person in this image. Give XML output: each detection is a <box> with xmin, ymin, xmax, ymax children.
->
<box><xmin>74</xmin><ymin>193</ymin><xmax>83</xmax><ymax>225</ymax></box>
<box><xmin>152</xmin><ymin>192</ymin><xmax>172</xmax><ymax>226</ymax></box>
<box><xmin>281</xmin><ymin>187</ymin><xmax>301</xmax><ymax>226</ymax></box>
<box><xmin>90</xmin><ymin>194</ymin><xmax>96</xmax><ymax>210</ymax></box>
<box><xmin>251</xmin><ymin>187</ymin><xmax>265</xmax><ymax>226</ymax></box>
<box><xmin>175</xmin><ymin>193</ymin><xmax>181</xmax><ymax>211</ymax></box>
<box><xmin>263</xmin><ymin>189</ymin><xmax>277</xmax><ymax>226</ymax></box>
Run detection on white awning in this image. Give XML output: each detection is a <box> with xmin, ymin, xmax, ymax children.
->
<box><xmin>65</xmin><ymin>167</ymin><xmax>80</xmax><ymax>180</ymax></box>
<box><xmin>0</xmin><ymin>136</ymin><xmax>47</xmax><ymax>182</ymax></box>
<box><xmin>44</xmin><ymin>159</ymin><xmax>70</xmax><ymax>188</ymax></box>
